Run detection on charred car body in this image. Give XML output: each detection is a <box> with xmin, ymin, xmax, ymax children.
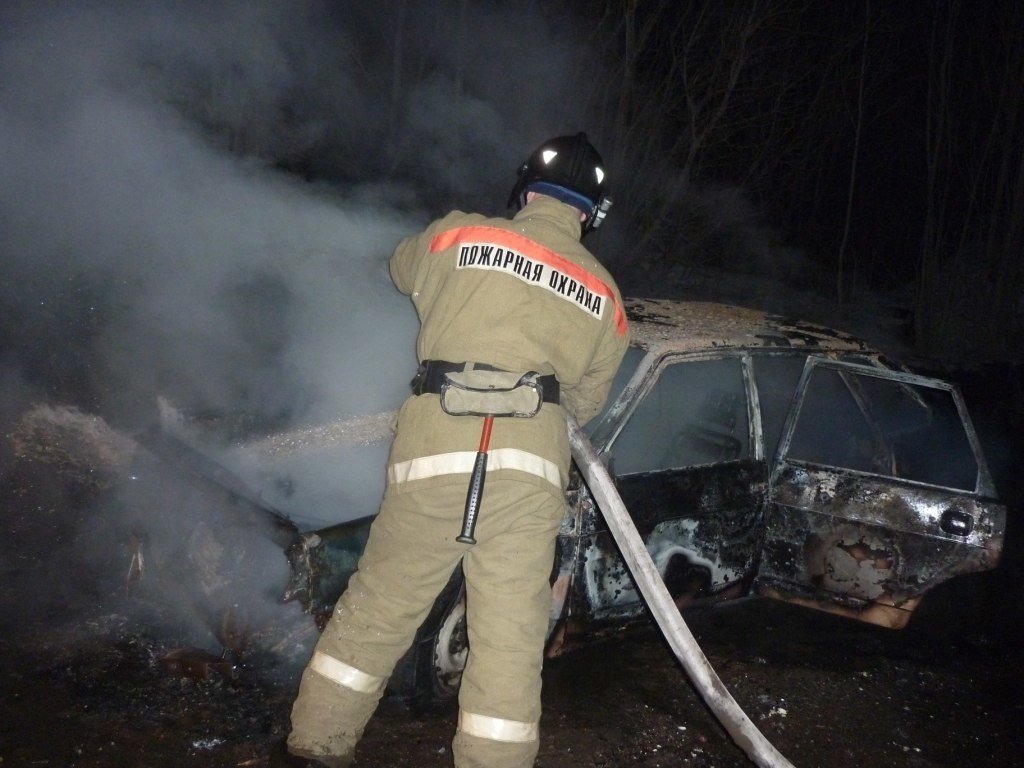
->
<box><xmin>270</xmin><ymin>299</ymin><xmax>1004</xmax><ymax>703</ymax></box>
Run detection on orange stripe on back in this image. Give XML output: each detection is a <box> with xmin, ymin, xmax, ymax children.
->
<box><xmin>429</xmin><ymin>226</ymin><xmax>627</xmax><ymax>336</ymax></box>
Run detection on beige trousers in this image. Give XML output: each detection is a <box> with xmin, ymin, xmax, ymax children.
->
<box><xmin>288</xmin><ymin>476</ymin><xmax>565</xmax><ymax>768</ymax></box>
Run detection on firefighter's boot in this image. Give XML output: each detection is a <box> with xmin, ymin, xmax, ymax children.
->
<box><xmin>286</xmin><ymin>653</ymin><xmax>385</xmax><ymax>767</ymax></box>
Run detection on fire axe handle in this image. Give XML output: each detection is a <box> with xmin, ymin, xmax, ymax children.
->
<box><xmin>457</xmin><ymin>416</ymin><xmax>494</xmax><ymax>544</ymax></box>
<box><xmin>567</xmin><ymin>417</ymin><xmax>795</xmax><ymax>768</ymax></box>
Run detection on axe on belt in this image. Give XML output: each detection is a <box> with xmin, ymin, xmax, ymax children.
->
<box><xmin>567</xmin><ymin>417</ymin><xmax>795</xmax><ymax>768</ymax></box>
<box><xmin>456</xmin><ymin>415</ymin><xmax>494</xmax><ymax>545</ymax></box>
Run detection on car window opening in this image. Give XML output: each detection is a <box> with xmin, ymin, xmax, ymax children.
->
<box><xmin>787</xmin><ymin>367</ymin><xmax>979</xmax><ymax>492</ymax></box>
<box><xmin>610</xmin><ymin>357</ymin><xmax>750</xmax><ymax>474</ymax></box>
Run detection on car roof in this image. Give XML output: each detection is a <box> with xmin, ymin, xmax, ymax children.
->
<box><xmin>625</xmin><ymin>298</ymin><xmax>882</xmax><ymax>358</ymax></box>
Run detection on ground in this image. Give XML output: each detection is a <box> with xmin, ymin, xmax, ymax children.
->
<box><xmin>1</xmin><ymin>523</ymin><xmax>1022</xmax><ymax>768</ymax></box>
<box><xmin>0</xmin><ymin>565</ymin><xmax>1019</xmax><ymax>768</ymax></box>
<box><xmin>2</xmin><ymin>367</ymin><xmax>1023</xmax><ymax>767</ymax></box>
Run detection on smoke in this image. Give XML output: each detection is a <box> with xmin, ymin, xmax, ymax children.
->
<box><xmin>2</xmin><ymin>2</ymin><xmax>403</xmax><ymax>429</ymax></box>
<box><xmin>0</xmin><ymin>0</ymin><xmax>596</xmax><ymax>642</ymax></box>
<box><xmin>0</xmin><ymin>0</ymin><xmax>595</xmax><ymax>428</ymax></box>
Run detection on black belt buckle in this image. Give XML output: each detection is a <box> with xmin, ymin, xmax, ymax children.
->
<box><xmin>410</xmin><ymin>364</ymin><xmax>428</xmax><ymax>395</ymax></box>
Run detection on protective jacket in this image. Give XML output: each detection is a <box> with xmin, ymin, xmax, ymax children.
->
<box><xmin>387</xmin><ymin>195</ymin><xmax>629</xmax><ymax>499</ymax></box>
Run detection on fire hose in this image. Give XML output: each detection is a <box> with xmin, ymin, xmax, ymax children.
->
<box><xmin>567</xmin><ymin>417</ymin><xmax>796</xmax><ymax>768</ymax></box>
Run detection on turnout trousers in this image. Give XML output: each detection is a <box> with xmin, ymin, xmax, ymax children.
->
<box><xmin>288</xmin><ymin>476</ymin><xmax>565</xmax><ymax>768</ymax></box>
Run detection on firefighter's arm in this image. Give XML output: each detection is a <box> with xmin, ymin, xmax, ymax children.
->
<box><xmin>562</xmin><ymin>324</ymin><xmax>630</xmax><ymax>426</ymax></box>
<box><xmin>388</xmin><ymin>232</ymin><xmax>424</xmax><ymax>296</ymax></box>
<box><xmin>390</xmin><ymin>212</ymin><xmax>470</xmax><ymax>294</ymax></box>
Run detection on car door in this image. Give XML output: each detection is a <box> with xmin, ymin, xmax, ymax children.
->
<box><xmin>755</xmin><ymin>357</ymin><xmax>1006</xmax><ymax>628</ymax></box>
<box><xmin>577</xmin><ymin>352</ymin><xmax>769</xmax><ymax>623</ymax></box>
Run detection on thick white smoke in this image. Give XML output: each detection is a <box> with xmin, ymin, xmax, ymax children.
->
<box><xmin>0</xmin><ymin>1</ymin><xmax>596</xmax><ymax>536</ymax></box>
<box><xmin>1</xmin><ymin>2</ymin><xmax>422</xmax><ymax>431</ymax></box>
<box><xmin>0</xmin><ymin>0</ymin><xmax>602</xmax><ymax>658</ymax></box>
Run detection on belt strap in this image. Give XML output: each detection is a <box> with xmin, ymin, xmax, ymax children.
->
<box><xmin>412</xmin><ymin>360</ymin><xmax>560</xmax><ymax>404</ymax></box>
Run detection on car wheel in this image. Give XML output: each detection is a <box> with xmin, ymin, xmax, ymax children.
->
<box><xmin>389</xmin><ymin>565</ymin><xmax>468</xmax><ymax>711</ymax></box>
<box><xmin>425</xmin><ymin>580</ymin><xmax>468</xmax><ymax>699</ymax></box>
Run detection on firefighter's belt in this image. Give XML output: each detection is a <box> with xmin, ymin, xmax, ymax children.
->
<box><xmin>412</xmin><ymin>360</ymin><xmax>559</xmax><ymax>417</ymax></box>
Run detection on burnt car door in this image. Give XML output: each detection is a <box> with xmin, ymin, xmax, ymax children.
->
<box><xmin>577</xmin><ymin>352</ymin><xmax>768</xmax><ymax>623</ymax></box>
<box><xmin>755</xmin><ymin>357</ymin><xmax>1005</xmax><ymax>628</ymax></box>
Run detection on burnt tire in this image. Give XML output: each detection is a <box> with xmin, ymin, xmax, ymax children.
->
<box><xmin>388</xmin><ymin>564</ymin><xmax>468</xmax><ymax>712</ymax></box>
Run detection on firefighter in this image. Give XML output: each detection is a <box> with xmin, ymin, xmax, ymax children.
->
<box><xmin>286</xmin><ymin>133</ymin><xmax>629</xmax><ymax>768</ymax></box>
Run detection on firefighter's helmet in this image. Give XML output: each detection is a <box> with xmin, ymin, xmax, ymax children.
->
<box><xmin>508</xmin><ymin>132</ymin><xmax>611</xmax><ymax>235</ymax></box>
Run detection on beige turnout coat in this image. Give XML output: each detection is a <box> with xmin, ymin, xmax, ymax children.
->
<box><xmin>387</xmin><ymin>195</ymin><xmax>630</xmax><ymax>498</ymax></box>
<box><xmin>288</xmin><ymin>194</ymin><xmax>629</xmax><ymax>768</ymax></box>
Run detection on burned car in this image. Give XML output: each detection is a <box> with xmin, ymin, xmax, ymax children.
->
<box><xmin>273</xmin><ymin>298</ymin><xmax>1004</xmax><ymax>703</ymax></box>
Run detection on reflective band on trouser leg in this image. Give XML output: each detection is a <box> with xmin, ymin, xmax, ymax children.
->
<box><xmin>458</xmin><ymin>710</ymin><xmax>539</xmax><ymax>743</ymax></box>
<box><xmin>309</xmin><ymin>651</ymin><xmax>386</xmax><ymax>694</ymax></box>
<box><xmin>288</xmin><ymin>659</ymin><xmax>384</xmax><ymax>766</ymax></box>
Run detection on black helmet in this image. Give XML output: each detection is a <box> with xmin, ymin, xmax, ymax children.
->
<box><xmin>508</xmin><ymin>132</ymin><xmax>612</xmax><ymax>235</ymax></box>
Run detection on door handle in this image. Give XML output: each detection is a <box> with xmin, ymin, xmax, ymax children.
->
<box><xmin>940</xmin><ymin>507</ymin><xmax>973</xmax><ymax>537</ymax></box>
